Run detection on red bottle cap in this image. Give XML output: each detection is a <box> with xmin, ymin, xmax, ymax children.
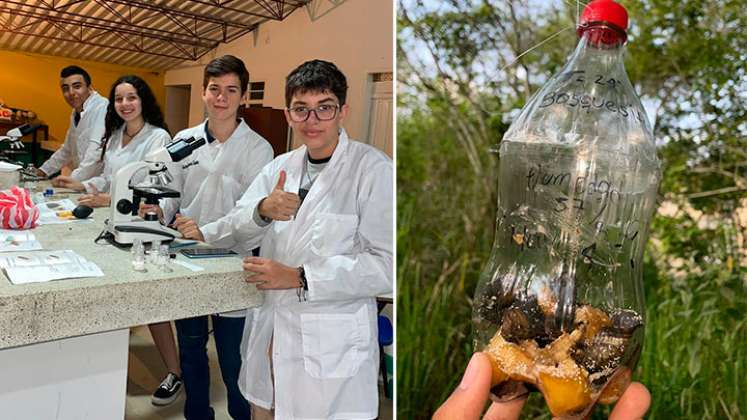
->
<box><xmin>577</xmin><ymin>0</ymin><xmax>628</xmax><ymax>44</ymax></box>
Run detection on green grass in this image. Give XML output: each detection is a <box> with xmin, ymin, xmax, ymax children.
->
<box><xmin>638</xmin><ymin>260</ymin><xmax>746</xmax><ymax>419</ymax></box>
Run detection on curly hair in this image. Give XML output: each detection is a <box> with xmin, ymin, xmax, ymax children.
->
<box><xmin>285</xmin><ymin>60</ymin><xmax>348</xmax><ymax>107</ymax></box>
<box><xmin>100</xmin><ymin>75</ymin><xmax>168</xmax><ymax>161</ymax></box>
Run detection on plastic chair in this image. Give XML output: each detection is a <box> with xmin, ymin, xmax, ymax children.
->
<box><xmin>378</xmin><ymin>314</ymin><xmax>393</xmax><ymax>399</ymax></box>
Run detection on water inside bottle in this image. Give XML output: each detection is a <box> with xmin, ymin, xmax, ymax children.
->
<box><xmin>473</xmin><ymin>140</ymin><xmax>658</xmax><ymax>417</ymax></box>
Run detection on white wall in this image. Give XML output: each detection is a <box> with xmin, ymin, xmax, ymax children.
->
<box><xmin>164</xmin><ymin>0</ymin><xmax>393</xmax><ymax>147</ymax></box>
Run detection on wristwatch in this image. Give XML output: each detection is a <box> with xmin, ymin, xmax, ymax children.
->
<box><xmin>297</xmin><ymin>266</ymin><xmax>308</xmax><ymax>291</ymax></box>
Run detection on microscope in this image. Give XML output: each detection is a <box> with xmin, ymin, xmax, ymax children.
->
<box><xmin>104</xmin><ymin>136</ymin><xmax>206</xmax><ymax>246</ymax></box>
<box><xmin>0</xmin><ymin>124</ymin><xmax>37</xmax><ymax>162</ymax></box>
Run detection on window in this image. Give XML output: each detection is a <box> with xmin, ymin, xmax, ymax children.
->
<box><xmin>247</xmin><ymin>81</ymin><xmax>265</xmax><ymax>106</ymax></box>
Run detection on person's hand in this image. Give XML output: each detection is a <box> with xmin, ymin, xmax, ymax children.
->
<box><xmin>433</xmin><ymin>352</ymin><xmax>651</xmax><ymax>420</ymax></box>
<box><xmin>78</xmin><ymin>185</ymin><xmax>110</xmax><ymax>207</ymax></box>
<box><xmin>36</xmin><ymin>168</ymin><xmax>47</xmax><ymax>178</ymax></box>
<box><xmin>173</xmin><ymin>214</ymin><xmax>205</xmax><ymax>241</ymax></box>
<box><xmin>242</xmin><ymin>257</ymin><xmax>301</xmax><ymax>290</ymax></box>
<box><xmin>138</xmin><ymin>203</ymin><xmax>164</xmax><ymax>222</ymax></box>
<box><xmin>258</xmin><ymin>170</ymin><xmax>301</xmax><ymax>221</ymax></box>
<box><xmin>52</xmin><ymin>175</ymin><xmax>85</xmax><ymax>191</ymax></box>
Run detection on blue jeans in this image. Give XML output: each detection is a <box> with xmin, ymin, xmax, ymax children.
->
<box><xmin>175</xmin><ymin>315</ymin><xmax>250</xmax><ymax>420</ymax></box>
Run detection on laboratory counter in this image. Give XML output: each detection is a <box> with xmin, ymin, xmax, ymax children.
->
<box><xmin>0</xmin><ymin>204</ymin><xmax>261</xmax><ymax>350</ymax></box>
<box><xmin>0</xmin><ymin>194</ymin><xmax>262</xmax><ymax>420</ymax></box>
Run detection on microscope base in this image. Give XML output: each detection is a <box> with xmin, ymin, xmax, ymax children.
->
<box><xmin>105</xmin><ymin>220</ymin><xmax>180</xmax><ymax>246</ymax></box>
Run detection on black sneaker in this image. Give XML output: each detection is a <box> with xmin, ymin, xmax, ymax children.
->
<box><xmin>151</xmin><ymin>372</ymin><xmax>183</xmax><ymax>406</ymax></box>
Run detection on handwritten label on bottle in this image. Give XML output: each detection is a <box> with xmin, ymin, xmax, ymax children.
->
<box><xmin>525</xmin><ymin>163</ymin><xmax>620</xmax><ymax>222</ymax></box>
<box><xmin>537</xmin><ymin>70</ymin><xmax>645</xmax><ymax>123</ymax></box>
<box><xmin>495</xmin><ymin>157</ymin><xmax>645</xmax><ymax>272</ymax></box>
<box><xmin>579</xmin><ymin>220</ymin><xmax>640</xmax><ymax>268</ymax></box>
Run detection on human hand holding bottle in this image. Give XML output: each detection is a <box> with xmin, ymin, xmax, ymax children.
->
<box><xmin>433</xmin><ymin>352</ymin><xmax>651</xmax><ymax>420</ymax></box>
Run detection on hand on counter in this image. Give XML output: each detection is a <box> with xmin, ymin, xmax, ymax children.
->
<box><xmin>77</xmin><ymin>185</ymin><xmax>110</xmax><ymax>208</ymax></box>
<box><xmin>174</xmin><ymin>214</ymin><xmax>205</xmax><ymax>242</ymax></box>
<box><xmin>259</xmin><ymin>170</ymin><xmax>300</xmax><ymax>221</ymax></box>
<box><xmin>242</xmin><ymin>257</ymin><xmax>301</xmax><ymax>290</ymax></box>
<box><xmin>52</xmin><ymin>175</ymin><xmax>85</xmax><ymax>191</ymax></box>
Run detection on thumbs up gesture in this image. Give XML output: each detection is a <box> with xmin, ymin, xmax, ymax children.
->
<box><xmin>258</xmin><ymin>170</ymin><xmax>301</xmax><ymax>221</ymax></box>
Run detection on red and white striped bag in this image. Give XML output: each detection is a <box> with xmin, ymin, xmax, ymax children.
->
<box><xmin>0</xmin><ymin>186</ymin><xmax>39</xmax><ymax>229</ymax></box>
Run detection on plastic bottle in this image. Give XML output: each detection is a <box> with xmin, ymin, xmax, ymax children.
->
<box><xmin>472</xmin><ymin>1</ymin><xmax>661</xmax><ymax>418</ymax></box>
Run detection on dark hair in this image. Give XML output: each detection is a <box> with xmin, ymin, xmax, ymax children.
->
<box><xmin>60</xmin><ymin>65</ymin><xmax>91</xmax><ymax>85</ymax></box>
<box><xmin>100</xmin><ymin>75</ymin><xmax>168</xmax><ymax>161</ymax></box>
<box><xmin>203</xmin><ymin>55</ymin><xmax>249</xmax><ymax>95</ymax></box>
<box><xmin>284</xmin><ymin>60</ymin><xmax>348</xmax><ymax>107</ymax></box>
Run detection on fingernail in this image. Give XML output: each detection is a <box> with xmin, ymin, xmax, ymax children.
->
<box><xmin>458</xmin><ymin>354</ymin><xmax>480</xmax><ymax>390</ymax></box>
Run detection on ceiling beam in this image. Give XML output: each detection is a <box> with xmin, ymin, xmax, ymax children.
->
<box><xmin>0</xmin><ymin>2</ymin><xmax>216</xmax><ymax>48</ymax></box>
<box><xmin>100</xmin><ymin>0</ymin><xmax>258</xmax><ymax>29</ymax></box>
<box><xmin>174</xmin><ymin>0</ymin><xmax>282</xmax><ymax>21</ymax></box>
<box><xmin>0</xmin><ymin>26</ymin><xmax>200</xmax><ymax>61</ymax></box>
<box><xmin>0</xmin><ymin>0</ymin><xmax>311</xmax><ymax>68</ymax></box>
<box><xmin>0</xmin><ymin>7</ymin><xmax>212</xmax><ymax>60</ymax></box>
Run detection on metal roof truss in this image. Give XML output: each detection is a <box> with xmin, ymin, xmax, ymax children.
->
<box><xmin>0</xmin><ymin>0</ymin><xmax>309</xmax><ymax>62</ymax></box>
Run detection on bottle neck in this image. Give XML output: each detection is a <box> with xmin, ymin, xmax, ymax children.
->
<box><xmin>569</xmin><ymin>28</ymin><xmax>626</xmax><ymax>74</ymax></box>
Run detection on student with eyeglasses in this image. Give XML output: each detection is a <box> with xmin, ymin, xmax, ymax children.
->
<box><xmin>176</xmin><ymin>59</ymin><xmax>393</xmax><ymax>419</ymax></box>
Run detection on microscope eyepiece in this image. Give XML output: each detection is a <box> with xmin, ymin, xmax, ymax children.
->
<box><xmin>166</xmin><ymin>136</ymin><xmax>207</xmax><ymax>162</ymax></box>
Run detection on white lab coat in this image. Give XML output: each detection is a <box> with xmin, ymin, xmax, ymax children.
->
<box><xmin>40</xmin><ymin>90</ymin><xmax>108</xmax><ymax>181</ymax></box>
<box><xmin>203</xmin><ymin>130</ymin><xmax>393</xmax><ymax>419</ymax></box>
<box><xmin>161</xmin><ymin>119</ymin><xmax>274</xmax><ymax>245</ymax></box>
<box><xmin>81</xmin><ymin>123</ymin><xmax>171</xmax><ymax>193</ymax></box>
<box><xmin>161</xmin><ymin>119</ymin><xmax>273</xmax><ymax>317</ymax></box>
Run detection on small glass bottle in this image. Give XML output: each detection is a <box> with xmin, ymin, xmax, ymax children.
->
<box><xmin>131</xmin><ymin>238</ymin><xmax>147</xmax><ymax>272</ymax></box>
<box><xmin>157</xmin><ymin>244</ymin><xmax>173</xmax><ymax>272</ymax></box>
<box><xmin>25</xmin><ymin>164</ymin><xmax>38</xmax><ymax>192</ymax></box>
<box><xmin>149</xmin><ymin>239</ymin><xmax>161</xmax><ymax>264</ymax></box>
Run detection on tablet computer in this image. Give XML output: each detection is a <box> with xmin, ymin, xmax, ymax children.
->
<box><xmin>180</xmin><ymin>248</ymin><xmax>238</xmax><ymax>258</ymax></box>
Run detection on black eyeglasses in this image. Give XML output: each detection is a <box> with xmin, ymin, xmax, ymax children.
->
<box><xmin>287</xmin><ymin>104</ymin><xmax>340</xmax><ymax>122</ymax></box>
